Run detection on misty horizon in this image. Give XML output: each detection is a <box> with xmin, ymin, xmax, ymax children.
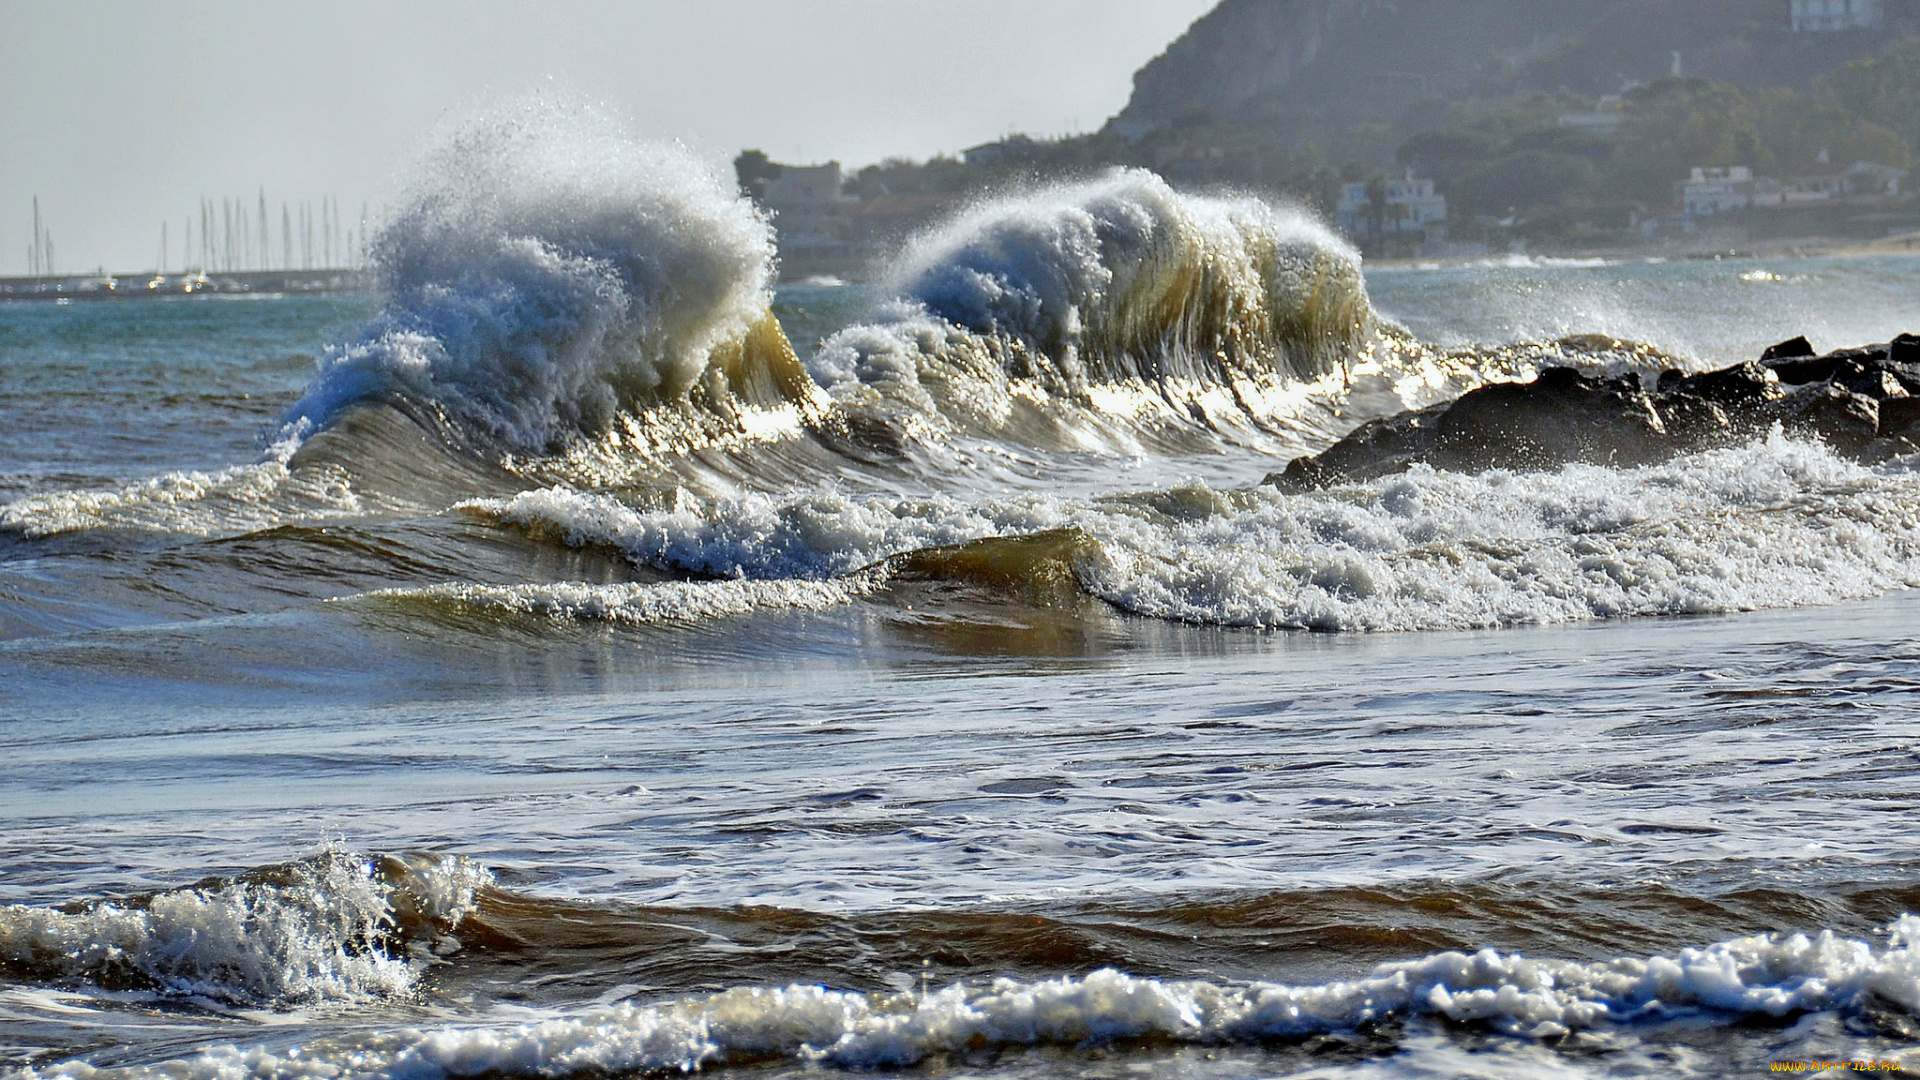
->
<box><xmin>1</xmin><ymin>0</ymin><xmax>1213</xmax><ymax>276</ymax></box>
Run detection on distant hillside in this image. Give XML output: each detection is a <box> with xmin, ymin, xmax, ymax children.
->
<box><xmin>737</xmin><ymin>0</ymin><xmax>1920</xmax><ymax>266</ymax></box>
<box><xmin>1112</xmin><ymin>0</ymin><xmax>1920</xmax><ymax>143</ymax></box>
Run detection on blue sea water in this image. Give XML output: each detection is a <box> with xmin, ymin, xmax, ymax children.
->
<box><xmin>3</xmin><ymin>112</ymin><xmax>1920</xmax><ymax>1079</ymax></box>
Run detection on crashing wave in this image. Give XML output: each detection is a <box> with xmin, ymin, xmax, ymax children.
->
<box><xmin>27</xmin><ymin>916</ymin><xmax>1920</xmax><ymax>1078</ymax></box>
<box><xmin>0</xmin><ymin>147</ymin><xmax>1409</xmax><ymax>540</ymax></box>
<box><xmin>279</xmin><ymin>147</ymin><xmax>1384</xmax><ymax>473</ymax></box>
<box><xmin>811</xmin><ymin>171</ymin><xmax>1375</xmax><ymax>443</ymax></box>
<box><xmin>280</xmin><ymin>98</ymin><xmax>828</xmax><ymax>460</ymax></box>
<box><xmin>0</xmin><ymin>851</ymin><xmax>488</xmax><ymax>1006</ymax></box>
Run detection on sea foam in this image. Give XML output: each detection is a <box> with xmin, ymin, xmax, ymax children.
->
<box><xmin>460</xmin><ymin>432</ymin><xmax>1920</xmax><ymax>632</ymax></box>
<box><xmin>0</xmin><ymin>851</ymin><xmax>488</xmax><ymax>1006</ymax></box>
<box><xmin>28</xmin><ymin>917</ymin><xmax>1920</xmax><ymax>1078</ymax></box>
<box><xmin>0</xmin><ymin>436</ymin><xmax>370</xmax><ymax>539</ymax></box>
<box><xmin>352</xmin><ymin>576</ymin><xmax>882</xmax><ymax>626</ymax></box>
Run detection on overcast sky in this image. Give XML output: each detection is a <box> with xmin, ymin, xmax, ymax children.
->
<box><xmin>1</xmin><ymin>0</ymin><xmax>1215</xmax><ymax>276</ymax></box>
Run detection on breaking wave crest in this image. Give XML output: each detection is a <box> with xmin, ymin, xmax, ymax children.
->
<box><xmin>812</xmin><ymin>171</ymin><xmax>1376</xmax><ymax>444</ymax></box>
<box><xmin>28</xmin><ymin>916</ymin><xmax>1920</xmax><ymax>1078</ymax></box>
<box><xmin>285</xmin><ymin>153</ymin><xmax>1386</xmax><ymax>472</ymax></box>
<box><xmin>0</xmin><ymin>126</ymin><xmax>1444</xmax><ymax>541</ymax></box>
<box><xmin>0</xmin><ymin>851</ymin><xmax>488</xmax><ymax>1006</ymax></box>
<box><xmin>281</xmin><ymin>98</ymin><xmax>827</xmax><ymax>461</ymax></box>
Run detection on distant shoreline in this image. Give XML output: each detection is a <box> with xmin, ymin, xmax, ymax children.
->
<box><xmin>1364</xmin><ymin>235</ymin><xmax>1920</xmax><ymax>271</ymax></box>
<box><xmin>0</xmin><ymin>268</ymin><xmax>373</xmax><ymax>301</ymax></box>
<box><xmin>5</xmin><ymin>235</ymin><xmax>1915</xmax><ymax>296</ymax></box>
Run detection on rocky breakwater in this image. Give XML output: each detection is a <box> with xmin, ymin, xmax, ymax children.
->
<box><xmin>1271</xmin><ymin>334</ymin><xmax>1920</xmax><ymax>488</ymax></box>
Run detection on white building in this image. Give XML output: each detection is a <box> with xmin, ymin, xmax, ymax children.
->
<box><xmin>760</xmin><ymin>163</ymin><xmax>857</xmax><ymax>219</ymax></box>
<box><xmin>1681</xmin><ymin>166</ymin><xmax>1755</xmax><ymax>216</ymax></box>
<box><xmin>1751</xmin><ymin>161</ymin><xmax>1907</xmax><ymax>209</ymax></box>
<box><xmin>1557</xmin><ymin>111</ymin><xmax>1626</xmax><ymax>134</ymax></box>
<box><xmin>1791</xmin><ymin>0</ymin><xmax>1882</xmax><ymax>32</ymax></box>
<box><xmin>1335</xmin><ymin>174</ymin><xmax>1448</xmax><ymax>239</ymax></box>
<box><xmin>1848</xmin><ymin>161</ymin><xmax>1908</xmax><ymax>197</ymax></box>
<box><xmin>758</xmin><ymin>162</ymin><xmax>861</xmax><ymax>279</ymax></box>
<box><xmin>961</xmin><ymin>136</ymin><xmax>1037</xmax><ymax>167</ymax></box>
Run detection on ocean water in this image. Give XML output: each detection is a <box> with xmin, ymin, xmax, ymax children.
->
<box><xmin>4</xmin><ymin>105</ymin><xmax>1920</xmax><ymax>1079</ymax></box>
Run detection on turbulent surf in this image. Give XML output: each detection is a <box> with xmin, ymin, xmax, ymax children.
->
<box><xmin>282</xmin><ymin>99</ymin><xmax>825</xmax><ymax>461</ymax></box>
<box><xmin>809</xmin><ymin>170</ymin><xmax>1380</xmax><ymax>450</ymax></box>
<box><xmin>7</xmin><ymin>98</ymin><xmax>1920</xmax><ymax>1080</ymax></box>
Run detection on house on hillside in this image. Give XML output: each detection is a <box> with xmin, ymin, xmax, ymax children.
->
<box><xmin>1680</xmin><ymin>166</ymin><xmax>1755</xmax><ymax>216</ymax></box>
<box><xmin>1679</xmin><ymin>157</ymin><xmax>1905</xmax><ymax>218</ymax></box>
<box><xmin>1558</xmin><ymin>93</ymin><xmax>1626</xmax><ymax>134</ymax></box>
<box><xmin>1779</xmin><ymin>166</ymin><xmax>1847</xmax><ymax>204</ymax></box>
<box><xmin>761</xmin><ymin>163</ymin><xmax>858</xmax><ymax>221</ymax></box>
<box><xmin>755</xmin><ymin>161</ymin><xmax>861</xmax><ymax>280</ymax></box>
<box><xmin>1848</xmin><ymin>161</ymin><xmax>1908</xmax><ymax>197</ymax></box>
<box><xmin>1335</xmin><ymin>174</ymin><xmax>1447</xmax><ymax>242</ymax></box>
<box><xmin>1790</xmin><ymin>0</ymin><xmax>1883</xmax><ymax>32</ymax></box>
<box><xmin>961</xmin><ymin>137</ymin><xmax>1038</xmax><ymax>168</ymax></box>
<box><xmin>1763</xmin><ymin>160</ymin><xmax>1905</xmax><ymax>207</ymax></box>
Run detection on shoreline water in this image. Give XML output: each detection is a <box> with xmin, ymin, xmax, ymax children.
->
<box><xmin>4</xmin><ymin>143</ymin><xmax>1919</xmax><ymax>1076</ymax></box>
<box><xmin>10</xmin><ymin>233</ymin><xmax>1916</xmax><ymax>296</ymax></box>
<box><xmin>1367</xmin><ymin>234</ymin><xmax>1920</xmax><ymax>272</ymax></box>
<box><xmin>0</xmin><ymin>268</ymin><xmax>371</xmax><ymax>301</ymax></box>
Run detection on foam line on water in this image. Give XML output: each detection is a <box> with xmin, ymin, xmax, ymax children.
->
<box><xmin>27</xmin><ymin>916</ymin><xmax>1920</xmax><ymax>1078</ymax></box>
<box><xmin>455</xmin><ymin>485</ymin><xmax>1056</xmax><ymax>582</ymax></box>
<box><xmin>347</xmin><ymin>575</ymin><xmax>884</xmax><ymax>625</ymax></box>
<box><xmin>0</xmin><ymin>436</ymin><xmax>371</xmax><ymax>540</ymax></box>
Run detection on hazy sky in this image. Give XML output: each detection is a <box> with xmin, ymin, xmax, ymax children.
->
<box><xmin>1</xmin><ymin>0</ymin><xmax>1215</xmax><ymax>276</ymax></box>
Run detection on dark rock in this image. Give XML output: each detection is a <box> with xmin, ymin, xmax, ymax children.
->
<box><xmin>1832</xmin><ymin>362</ymin><xmax>1909</xmax><ymax>401</ymax></box>
<box><xmin>1272</xmin><ymin>366</ymin><xmax>1668</xmax><ymax>487</ymax></box>
<box><xmin>1759</xmin><ymin>335</ymin><xmax>1814</xmax><ymax>363</ymax></box>
<box><xmin>1267</xmin><ymin>401</ymin><xmax>1450</xmax><ymax>488</ymax></box>
<box><xmin>1766</xmin><ymin>354</ymin><xmax>1843</xmax><ymax>385</ymax></box>
<box><xmin>1429</xmin><ymin>366</ymin><xmax>1667</xmax><ymax>471</ymax></box>
<box><xmin>1664</xmin><ymin>360</ymin><xmax>1780</xmax><ymax>405</ymax></box>
<box><xmin>1652</xmin><ymin>362</ymin><xmax>1779</xmax><ymax>446</ymax></box>
<box><xmin>1774</xmin><ymin>382</ymin><xmax>1879</xmax><ymax>453</ymax></box>
<box><xmin>1830</xmin><ymin>344</ymin><xmax>1892</xmax><ymax>364</ymax></box>
<box><xmin>1270</xmin><ymin>336</ymin><xmax>1920</xmax><ymax>487</ymax></box>
<box><xmin>1764</xmin><ymin>343</ymin><xmax>1887</xmax><ymax>385</ymax></box>
<box><xmin>1886</xmin><ymin>363</ymin><xmax>1920</xmax><ymax>396</ymax></box>
<box><xmin>1656</xmin><ymin>394</ymin><xmax>1735</xmax><ymax>444</ymax></box>
<box><xmin>1879</xmin><ymin>395</ymin><xmax>1920</xmax><ymax>438</ymax></box>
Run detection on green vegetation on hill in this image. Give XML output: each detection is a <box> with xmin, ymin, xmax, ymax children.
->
<box><xmin>744</xmin><ymin>4</ymin><xmax>1920</xmax><ymax>253</ymax></box>
<box><xmin>1393</xmin><ymin>72</ymin><xmax>1912</xmax><ymax>229</ymax></box>
<box><xmin>1828</xmin><ymin>37</ymin><xmax>1920</xmax><ymax>151</ymax></box>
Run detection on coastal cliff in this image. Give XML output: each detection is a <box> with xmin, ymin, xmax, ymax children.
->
<box><xmin>1110</xmin><ymin>0</ymin><xmax>1917</xmax><ymax>141</ymax></box>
